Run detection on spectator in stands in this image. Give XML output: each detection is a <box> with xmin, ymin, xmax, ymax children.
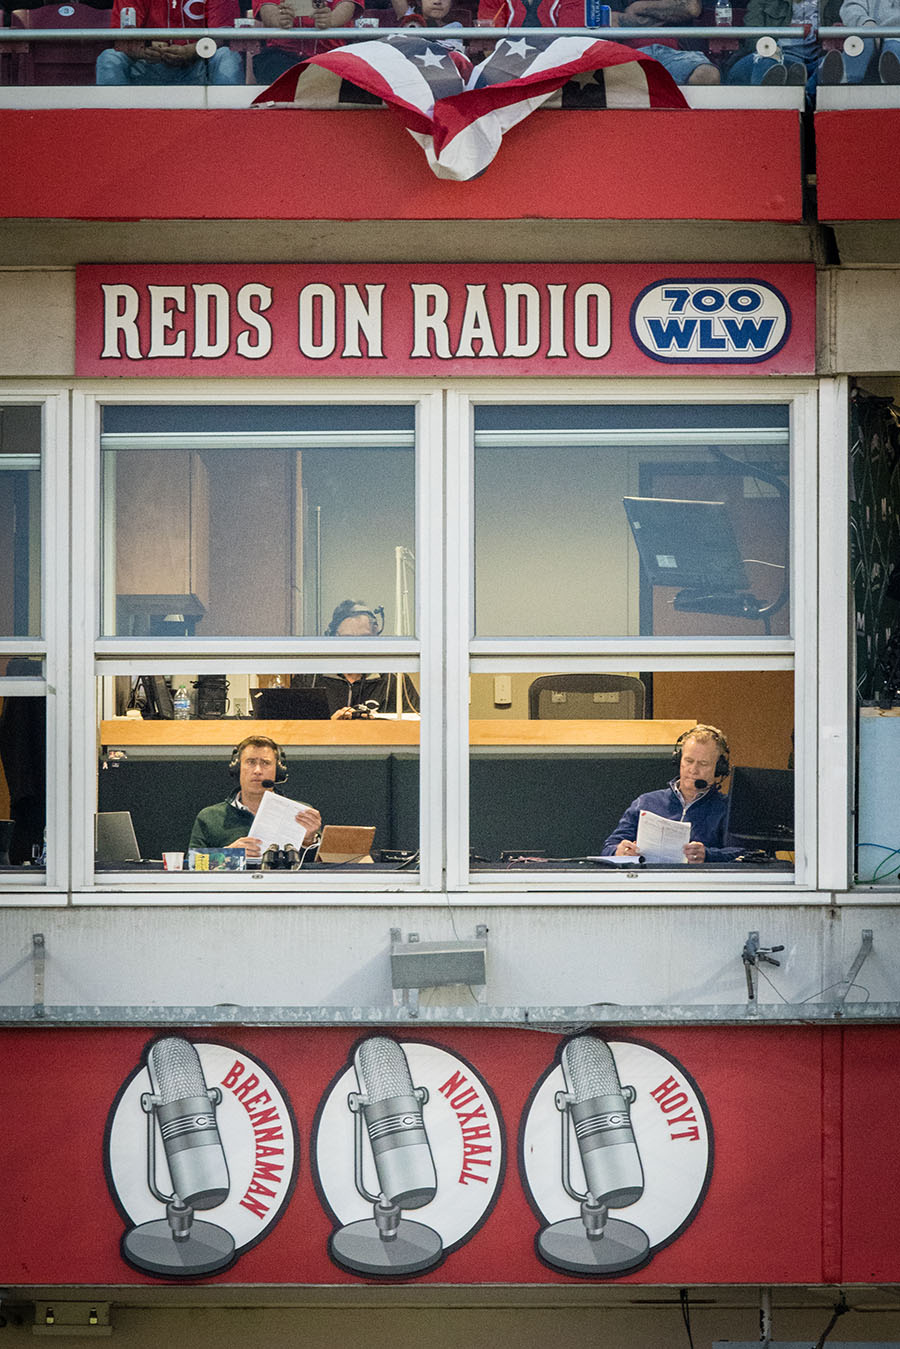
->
<box><xmin>476</xmin><ymin>0</ymin><xmax>581</xmax><ymax>25</ymax></box>
<box><xmin>96</xmin><ymin>0</ymin><xmax>244</xmax><ymax>83</ymax></box>
<box><xmin>252</xmin><ymin>0</ymin><xmax>362</xmax><ymax>85</ymax></box>
<box><xmin>390</xmin><ymin>0</ymin><xmax>468</xmax><ymax>49</ymax></box>
<box><xmin>477</xmin><ymin>0</ymin><xmax>719</xmax><ymax>84</ymax></box>
<box><xmin>726</xmin><ymin>0</ymin><xmax>840</xmax><ymax>88</ymax></box>
<box><xmin>607</xmin><ymin>0</ymin><xmax>721</xmax><ymax>84</ymax></box>
<box><xmin>819</xmin><ymin>0</ymin><xmax>900</xmax><ymax>82</ymax></box>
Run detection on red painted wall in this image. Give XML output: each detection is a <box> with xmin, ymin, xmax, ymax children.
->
<box><xmin>816</xmin><ymin>110</ymin><xmax>900</xmax><ymax>221</ymax></box>
<box><xmin>0</xmin><ymin>1025</ymin><xmax>894</xmax><ymax>1287</ymax></box>
<box><xmin>0</xmin><ymin>109</ymin><xmax>804</xmax><ymax>222</ymax></box>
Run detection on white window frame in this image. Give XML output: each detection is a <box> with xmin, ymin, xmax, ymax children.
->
<box><xmin>445</xmin><ymin>378</ymin><xmax>825</xmax><ymax>903</ymax></box>
<box><xmin>0</xmin><ymin>375</ymin><xmax>855</xmax><ymax>907</ymax></box>
<box><xmin>0</xmin><ymin>387</ymin><xmax>69</xmax><ymax>903</ymax></box>
<box><xmin>70</xmin><ymin>381</ymin><xmax>443</xmax><ymax>902</ymax></box>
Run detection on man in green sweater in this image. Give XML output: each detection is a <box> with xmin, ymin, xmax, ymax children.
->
<box><xmin>189</xmin><ymin>735</ymin><xmax>321</xmax><ymax>859</ymax></box>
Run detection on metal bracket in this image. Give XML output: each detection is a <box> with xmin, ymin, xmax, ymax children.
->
<box><xmin>835</xmin><ymin>928</ymin><xmax>874</xmax><ymax>1005</ymax></box>
<box><xmin>390</xmin><ymin>926</ymin><xmax>488</xmax><ymax>1018</ymax></box>
<box><xmin>742</xmin><ymin>930</ymin><xmax>784</xmax><ymax>1006</ymax></box>
<box><xmin>32</xmin><ymin>934</ymin><xmax>45</xmax><ymax>1020</ymax></box>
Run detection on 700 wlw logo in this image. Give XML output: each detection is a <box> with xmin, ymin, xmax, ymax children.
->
<box><xmin>630</xmin><ymin>279</ymin><xmax>791</xmax><ymax>363</ymax></box>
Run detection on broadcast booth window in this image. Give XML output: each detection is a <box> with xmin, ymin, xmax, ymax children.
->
<box><xmin>93</xmin><ymin>668</ymin><xmax>421</xmax><ymax>881</ymax></box>
<box><xmin>465</xmin><ymin>667</ymin><xmax>796</xmax><ymax>879</ymax></box>
<box><xmin>472</xmin><ymin>404</ymin><xmax>791</xmax><ymax>641</ymax></box>
<box><xmin>0</xmin><ymin>394</ymin><xmax>65</xmax><ymax>896</ymax></box>
<box><xmin>0</xmin><ymin>383</ymin><xmax>827</xmax><ymax>902</ymax></box>
<box><xmin>449</xmin><ymin>393</ymin><xmax>809</xmax><ymax>891</ymax></box>
<box><xmin>99</xmin><ymin>404</ymin><xmax>416</xmax><ymax>640</ymax></box>
<box><xmin>84</xmin><ymin>396</ymin><xmax>427</xmax><ymax>896</ymax></box>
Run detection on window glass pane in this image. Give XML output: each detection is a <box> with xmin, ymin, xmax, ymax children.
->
<box><xmin>468</xmin><ymin>669</ymin><xmax>794</xmax><ymax>872</ymax></box>
<box><xmin>473</xmin><ymin>404</ymin><xmax>790</xmax><ymax>639</ymax></box>
<box><xmin>96</xmin><ymin>672</ymin><xmax>419</xmax><ymax>873</ymax></box>
<box><xmin>100</xmin><ymin>406</ymin><xmax>416</xmax><ymax>639</ymax></box>
<box><xmin>857</xmin><ymin>709</ymin><xmax>900</xmax><ymax>887</ymax></box>
<box><xmin>0</xmin><ymin>666</ymin><xmax>46</xmax><ymax>868</ymax></box>
<box><xmin>0</xmin><ymin>405</ymin><xmax>42</xmax><ymax>639</ymax></box>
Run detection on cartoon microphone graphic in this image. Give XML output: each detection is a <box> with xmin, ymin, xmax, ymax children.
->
<box><xmin>329</xmin><ymin>1036</ymin><xmax>444</xmax><ymax>1276</ymax></box>
<box><xmin>537</xmin><ymin>1035</ymin><xmax>650</xmax><ymax>1275</ymax></box>
<box><xmin>121</xmin><ymin>1036</ymin><xmax>236</xmax><ymax>1278</ymax></box>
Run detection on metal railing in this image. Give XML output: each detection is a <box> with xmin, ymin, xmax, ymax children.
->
<box><xmin>0</xmin><ymin>21</ymin><xmax>809</xmax><ymax>41</ymax></box>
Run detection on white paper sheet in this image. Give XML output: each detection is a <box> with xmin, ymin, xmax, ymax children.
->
<box><xmin>635</xmin><ymin>809</ymin><xmax>690</xmax><ymax>865</ymax></box>
<box><xmin>248</xmin><ymin>791</ymin><xmax>313</xmax><ymax>852</ymax></box>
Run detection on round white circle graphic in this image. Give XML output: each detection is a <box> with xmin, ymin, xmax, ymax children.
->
<box><xmin>106</xmin><ymin>1039</ymin><xmax>297</xmax><ymax>1254</ymax></box>
<box><xmin>315</xmin><ymin>1038</ymin><xmax>503</xmax><ymax>1251</ymax></box>
<box><xmin>522</xmin><ymin>1039</ymin><xmax>711</xmax><ymax>1251</ymax></box>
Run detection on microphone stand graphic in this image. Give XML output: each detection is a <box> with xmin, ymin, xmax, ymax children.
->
<box><xmin>122</xmin><ymin>1038</ymin><xmax>236</xmax><ymax>1278</ymax></box>
<box><xmin>329</xmin><ymin>1037</ymin><xmax>444</xmax><ymax>1277</ymax></box>
<box><xmin>537</xmin><ymin>1036</ymin><xmax>650</xmax><ymax>1276</ymax></box>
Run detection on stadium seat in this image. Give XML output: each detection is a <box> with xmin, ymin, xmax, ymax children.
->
<box><xmin>11</xmin><ymin>1</ymin><xmax>113</xmax><ymax>85</ymax></box>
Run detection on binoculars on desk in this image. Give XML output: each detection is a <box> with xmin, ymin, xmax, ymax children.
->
<box><xmin>260</xmin><ymin>844</ymin><xmax>302</xmax><ymax>870</ymax></box>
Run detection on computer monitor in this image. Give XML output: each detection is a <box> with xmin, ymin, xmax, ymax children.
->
<box><xmin>623</xmin><ymin>497</ymin><xmax>758</xmax><ymax>616</ymax></box>
<box><xmin>96</xmin><ymin>810</ymin><xmax>142</xmax><ymax>864</ymax></box>
<box><xmin>251</xmin><ymin>687</ymin><xmax>331</xmax><ymax>720</ymax></box>
<box><xmin>725</xmin><ymin>766</ymin><xmax>794</xmax><ymax>854</ymax></box>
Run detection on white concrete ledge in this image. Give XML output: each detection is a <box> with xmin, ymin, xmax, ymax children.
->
<box><xmin>0</xmin><ymin>82</ymin><xmax>806</xmax><ymax>109</ymax></box>
<box><xmin>816</xmin><ymin>82</ymin><xmax>900</xmax><ymax>107</ymax></box>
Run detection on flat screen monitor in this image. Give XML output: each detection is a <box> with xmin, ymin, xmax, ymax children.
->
<box><xmin>251</xmin><ymin>687</ymin><xmax>331</xmax><ymax>720</ymax></box>
<box><xmin>725</xmin><ymin>766</ymin><xmax>794</xmax><ymax>854</ymax></box>
<box><xmin>96</xmin><ymin>810</ymin><xmax>142</xmax><ymax>864</ymax></box>
<box><xmin>623</xmin><ymin>496</ymin><xmax>750</xmax><ymax>593</ymax></box>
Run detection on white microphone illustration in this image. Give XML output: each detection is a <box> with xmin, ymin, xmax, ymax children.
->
<box><xmin>329</xmin><ymin>1036</ymin><xmax>444</xmax><ymax>1276</ymax></box>
<box><xmin>121</xmin><ymin>1037</ymin><xmax>236</xmax><ymax>1278</ymax></box>
<box><xmin>537</xmin><ymin>1035</ymin><xmax>650</xmax><ymax>1275</ymax></box>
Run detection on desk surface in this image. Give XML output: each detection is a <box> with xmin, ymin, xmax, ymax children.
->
<box><xmin>100</xmin><ymin>717</ymin><xmax>695</xmax><ymax>748</ymax></box>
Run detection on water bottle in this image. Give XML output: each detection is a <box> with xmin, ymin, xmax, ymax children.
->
<box><xmin>714</xmin><ymin>0</ymin><xmax>733</xmax><ymax>23</ymax></box>
<box><xmin>174</xmin><ymin>684</ymin><xmax>190</xmax><ymax>720</ymax></box>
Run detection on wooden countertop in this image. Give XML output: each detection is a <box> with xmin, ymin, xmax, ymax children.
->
<box><xmin>101</xmin><ymin>717</ymin><xmax>695</xmax><ymax>747</ymax></box>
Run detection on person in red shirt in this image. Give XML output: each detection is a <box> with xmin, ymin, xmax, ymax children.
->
<box><xmin>252</xmin><ymin>0</ymin><xmax>362</xmax><ymax>84</ymax></box>
<box><xmin>96</xmin><ymin>0</ymin><xmax>244</xmax><ymax>82</ymax></box>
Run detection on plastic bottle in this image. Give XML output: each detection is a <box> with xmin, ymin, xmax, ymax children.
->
<box><xmin>174</xmin><ymin>685</ymin><xmax>190</xmax><ymax>720</ymax></box>
<box><xmin>714</xmin><ymin>0</ymin><xmax>733</xmax><ymax>24</ymax></box>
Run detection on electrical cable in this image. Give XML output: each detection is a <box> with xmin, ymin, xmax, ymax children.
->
<box><xmin>754</xmin><ymin>964</ymin><xmax>791</xmax><ymax>1003</ymax></box>
<box><xmin>856</xmin><ymin>842</ymin><xmax>900</xmax><ymax>884</ymax></box>
<box><xmin>679</xmin><ymin>1288</ymin><xmax>695</xmax><ymax>1349</ymax></box>
<box><xmin>813</xmin><ymin>1292</ymin><xmax>849</xmax><ymax>1348</ymax></box>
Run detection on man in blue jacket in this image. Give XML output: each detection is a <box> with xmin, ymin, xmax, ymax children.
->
<box><xmin>601</xmin><ymin>724</ymin><xmax>741</xmax><ymax>863</ymax></box>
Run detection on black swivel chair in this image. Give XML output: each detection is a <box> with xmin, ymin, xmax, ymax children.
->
<box><xmin>528</xmin><ymin>674</ymin><xmax>646</xmax><ymax>720</ymax></box>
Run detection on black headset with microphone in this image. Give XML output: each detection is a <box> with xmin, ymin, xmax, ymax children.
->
<box><xmin>324</xmin><ymin>600</ymin><xmax>385</xmax><ymax>637</ymax></box>
<box><xmin>672</xmin><ymin>724</ymin><xmax>730</xmax><ymax>781</ymax></box>
<box><xmin>228</xmin><ymin>735</ymin><xmax>288</xmax><ymax>785</ymax></box>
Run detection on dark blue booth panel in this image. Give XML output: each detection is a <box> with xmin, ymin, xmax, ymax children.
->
<box><xmin>98</xmin><ymin>755</ymin><xmax>395</xmax><ymax>862</ymax></box>
<box><xmin>97</xmin><ymin>751</ymin><xmax>668</xmax><ymax>866</ymax></box>
<box><xmin>469</xmin><ymin>753</ymin><xmax>673</xmax><ymax>860</ymax></box>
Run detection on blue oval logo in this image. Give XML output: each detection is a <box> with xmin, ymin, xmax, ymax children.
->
<box><xmin>630</xmin><ymin>278</ymin><xmax>791</xmax><ymax>364</ymax></box>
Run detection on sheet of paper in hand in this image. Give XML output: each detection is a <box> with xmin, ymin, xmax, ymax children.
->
<box><xmin>635</xmin><ymin>809</ymin><xmax>690</xmax><ymax>864</ymax></box>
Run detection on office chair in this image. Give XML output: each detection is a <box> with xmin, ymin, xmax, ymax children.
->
<box><xmin>527</xmin><ymin>674</ymin><xmax>646</xmax><ymax>720</ymax></box>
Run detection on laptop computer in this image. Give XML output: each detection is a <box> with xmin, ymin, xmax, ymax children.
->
<box><xmin>251</xmin><ymin>687</ymin><xmax>331</xmax><ymax>720</ymax></box>
<box><xmin>95</xmin><ymin>810</ymin><xmax>142</xmax><ymax>864</ymax></box>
